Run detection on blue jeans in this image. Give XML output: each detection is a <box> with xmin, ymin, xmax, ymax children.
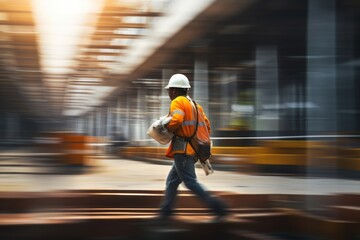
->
<box><xmin>159</xmin><ymin>154</ymin><xmax>227</xmax><ymax>216</ymax></box>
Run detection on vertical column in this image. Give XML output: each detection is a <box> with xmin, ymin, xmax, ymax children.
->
<box><xmin>86</xmin><ymin>114</ymin><xmax>89</xmax><ymax>135</ymax></box>
<box><xmin>76</xmin><ymin>116</ymin><xmax>84</xmax><ymax>133</ymax></box>
<box><xmin>88</xmin><ymin>112</ymin><xmax>94</xmax><ymax>136</ymax></box>
<box><xmin>134</xmin><ymin>88</ymin><xmax>140</xmax><ymax>143</ymax></box>
<box><xmin>220</xmin><ymin>72</ymin><xmax>230</xmax><ymax>129</ymax></box>
<box><xmin>102</xmin><ymin>107</ymin><xmax>106</xmax><ymax>137</ymax></box>
<box><xmin>6</xmin><ymin>113</ymin><xmax>13</xmax><ymax>140</ymax></box>
<box><xmin>106</xmin><ymin>105</ymin><xmax>112</xmax><ymax>139</ymax></box>
<box><xmin>255</xmin><ymin>46</ymin><xmax>279</xmax><ymax>134</ymax></box>
<box><xmin>116</xmin><ymin>97</ymin><xmax>121</xmax><ymax>136</ymax></box>
<box><xmin>13</xmin><ymin>113</ymin><xmax>19</xmax><ymax>140</ymax></box>
<box><xmin>96</xmin><ymin>108</ymin><xmax>101</xmax><ymax>137</ymax></box>
<box><xmin>129</xmin><ymin>91</ymin><xmax>136</xmax><ymax>142</ymax></box>
<box><xmin>337</xmin><ymin>10</ymin><xmax>356</xmax><ymax>132</ymax></box>
<box><xmin>68</xmin><ymin>117</ymin><xmax>73</xmax><ymax>132</ymax></box>
<box><xmin>193</xmin><ymin>55</ymin><xmax>209</xmax><ymax>114</ymax></box>
<box><xmin>306</xmin><ymin>0</ymin><xmax>336</xmax><ymax>134</ymax></box>
<box><xmin>84</xmin><ymin>115</ymin><xmax>88</xmax><ymax>134</ymax></box>
<box><xmin>125</xmin><ymin>92</ymin><xmax>130</xmax><ymax>140</ymax></box>
<box><xmin>306</xmin><ymin>0</ymin><xmax>337</xmax><ymax>209</ymax></box>
<box><xmin>161</xmin><ymin>69</ymin><xmax>173</xmax><ymax>116</ymax></box>
<box><xmin>74</xmin><ymin>118</ymin><xmax>77</xmax><ymax>133</ymax></box>
<box><xmin>80</xmin><ymin>116</ymin><xmax>84</xmax><ymax>134</ymax></box>
<box><xmin>93</xmin><ymin>111</ymin><xmax>96</xmax><ymax>136</ymax></box>
<box><xmin>9</xmin><ymin>113</ymin><xmax>17</xmax><ymax>139</ymax></box>
<box><xmin>218</xmin><ymin>72</ymin><xmax>238</xmax><ymax>130</ymax></box>
<box><xmin>283</xmin><ymin>83</ymin><xmax>297</xmax><ymax>132</ymax></box>
<box><xmin>0</xmin><ymin>114</ymin><xmax>4</xmax><ymax>140</ymax></box>
<box><xmin>136</xmin><ymin>86</ymin><xmax>147</xmax><ymax>144</ymax></box>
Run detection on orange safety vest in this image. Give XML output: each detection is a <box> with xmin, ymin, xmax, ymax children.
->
<box><xmin>165</xmin><ymin>95</ymin><xmax>211</xmax><ymax>158</ymax></box>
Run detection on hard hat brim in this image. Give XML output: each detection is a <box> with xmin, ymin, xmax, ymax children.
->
<box><xmin>164</xmin><ymin>85</ymin><xmax>191</xmax><ymax>89</ymax></box>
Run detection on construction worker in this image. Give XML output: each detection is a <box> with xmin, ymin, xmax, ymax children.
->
<box><xmin>158</xmin><ymin>73</ymin><xmax>228</xmax><ymax>221</ymax></box>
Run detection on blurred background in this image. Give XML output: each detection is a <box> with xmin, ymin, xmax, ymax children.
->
<box><xmin>0</xmin><ymin>0</ymin><xmax>359</xmax><ymax>239</ymax></box>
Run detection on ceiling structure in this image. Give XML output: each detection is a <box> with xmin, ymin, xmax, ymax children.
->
<box><xmin>0</xmin><ymin>0</ymin><xmax>259</xmax><ymax>119</ymax></box>
<box><xmin>0</xmin><ymin>0</ymin><xmax>359</xmax><ymax>120</ymax></box>
<box><xmin>60</xmin><ymin>0</ymin><xmax>163</xmax><ymax>116</ymax></box>
<box><xmin>0</xmin><ymin>0</ymin><xmax>44</xmax><ymax>116</ymax></box>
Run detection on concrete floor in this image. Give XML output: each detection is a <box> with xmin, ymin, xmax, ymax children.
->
<box><xmin>0</xmin><ymin>148</ymin><xmax>359</xmax><ymax>195</ymax></box>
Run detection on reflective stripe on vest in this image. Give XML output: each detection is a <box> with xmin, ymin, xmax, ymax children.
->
<box><xmin>171</xmin><ymin>109</ymin><xmax>185</xmax><ymax>116</ymax></box>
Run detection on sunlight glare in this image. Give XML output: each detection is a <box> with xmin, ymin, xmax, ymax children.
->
<box><xmin>32</xmin><ymin>0</ymin><xmax>102</xmax><ymax>74</ymax></box>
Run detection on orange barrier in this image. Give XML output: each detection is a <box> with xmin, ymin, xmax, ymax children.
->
<box><xmin>36</xmin><ymin>132</ymin><xmax>97</xmax><ymax>166</ymax></box>
<box><xmin>120</xmin><ymin>146</ymin><xmax>167</xmax><ymax>160</ymax></box>
<box><xmin>61</xmin><ymin>134</ymin><xmax>89</xmax><ymax>165</ymax></box>
<box><xmin>118</xmin><ymin>140</ymin><xmax>360</xmax><ymax>174</ymax></box>
<box><xmin>338</xmin><ymin>147</ymin><xmax>360</xmax><ymax>171</ymax></box>
<box><xmin>250</xmin><ymin>140</ymin><xmax>331</xmax><ymax>166</ymax></box>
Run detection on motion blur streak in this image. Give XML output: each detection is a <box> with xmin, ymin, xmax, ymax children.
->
<box><xmin>0</xmin><ymin>0</ymin><xmax>359</xmax><ymax>239</ymax></box>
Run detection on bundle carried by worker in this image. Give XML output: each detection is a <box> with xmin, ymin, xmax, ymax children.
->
<box><xmin>147</xmin><ymin>115</ymin><xmax>173</xmax><ymax>145</ymax></box>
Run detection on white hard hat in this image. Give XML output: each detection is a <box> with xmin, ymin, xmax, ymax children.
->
<box><xmin>164</xmin><ymin>74</ymin><xmax>191</xmax><ymax>89</ymax></box>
